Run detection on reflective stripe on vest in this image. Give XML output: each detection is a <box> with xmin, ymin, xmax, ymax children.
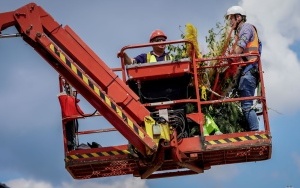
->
<box><xmin>146</xmin><ymin>52</ymin><xmax>171</xmax><ymax>63</ymax></box>
<box><xmin>243</xmin><ymin>26</ymin><xmax>259</xmax><ymax>62</ymax></box>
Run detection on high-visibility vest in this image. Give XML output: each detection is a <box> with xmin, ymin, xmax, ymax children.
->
<box><xmin>243</xmin><ymin>25</ymin><xmax>259</xmax><ymax>62</ymax></box>
<box><xmin>146</xmin><ymin>52</ymin><xmax>172</xmax><ymax>63</ymax></box>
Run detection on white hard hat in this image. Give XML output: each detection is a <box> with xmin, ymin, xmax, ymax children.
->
<box><xmin>226</xmin><ymin>6</ymin><xmax>246</xmax><ymax>19</ymax></box>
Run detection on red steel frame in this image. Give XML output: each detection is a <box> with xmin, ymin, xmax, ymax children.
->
<box><xmin>115</xmin><ymin>41</ymin><xmax>271</xmax><ymax>179</ymax></box>
<box><xmin>0</xmin><ymin>3</ymin><xmax>272</xmax><ymax>180</ymax></box>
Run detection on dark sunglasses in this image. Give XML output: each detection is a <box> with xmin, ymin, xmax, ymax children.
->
<box><xmin>152</xmin><ymin>38</ymin><xmax>166</xmax><ymax>42</ymax></box>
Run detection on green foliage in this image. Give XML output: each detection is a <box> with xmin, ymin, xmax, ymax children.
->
<box><xmin>169</xmin><ymin>23</ymin><xmax>247</xmax><ymax>134</ymax></box>
<box><xmin>204</xmin><ymin>22</ymin><xmax>231</xmax><ymax>58</ymax></box>
<box><xmin>166</xmin><ymin>31</ymin><xmax>188</xmax><ymax>61</ymax></box>
<box><xmin>167</xmin><ymin>43</ymin><xmax>187</xmax><ymax>61</ymax></box>
<box><xmin>203</xmin><ymin>103</ymin><xmax>247</xmax><ymax>134</ymax></box>
<box><xmin>202</xmin><ymin>22</ymin><xmax>247</xmax><ymax>134</ymax></box>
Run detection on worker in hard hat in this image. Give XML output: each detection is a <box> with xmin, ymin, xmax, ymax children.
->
<box><xmin>119</xmin><ymin>29</ymin><xmax>172</xmax><ymax>64</ymax></box>
<box><xmin>226</xmin><ymin>6</ymin><xmax>262</xmax><ymax>131</ymax></box>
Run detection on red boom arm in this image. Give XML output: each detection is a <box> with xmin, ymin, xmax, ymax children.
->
<box><xmin>0</xmin><ymin>3</ymin><xmax>157</xmax><ymax>156</ymax></box>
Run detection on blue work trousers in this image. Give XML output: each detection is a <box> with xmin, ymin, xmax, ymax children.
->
<box><xmin>238</xmin><ymin>70</ymin><xmax>259</xmax><ymax>131</ymax></box>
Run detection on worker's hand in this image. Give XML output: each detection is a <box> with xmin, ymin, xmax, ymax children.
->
<box><xmin>227</xmin><ymin>58</ymin><xmax>235</xmax><ymax>64</ymax></box>
<box><xmin>227</xmin><ymin>57</ymin><xmax>243</xmax><ymax>65</ymax></box>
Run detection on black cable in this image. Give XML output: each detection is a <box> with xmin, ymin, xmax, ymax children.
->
<box><xmin>73</xmin><ymin>91</ymin><xmax>97</xmax><ymax>117</ymax></box>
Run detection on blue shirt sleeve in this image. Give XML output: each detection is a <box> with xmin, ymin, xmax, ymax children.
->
<box><xmin>237</xmin><ymin>23</ymin><xmax>254</xmax><ymax>50</ymax></box>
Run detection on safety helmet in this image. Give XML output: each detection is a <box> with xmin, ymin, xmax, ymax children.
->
<box><xmin>226</xmin><ymin>6</ymin><xmax>246</xmax><ymax>19</ymax></box>
<box><xmin>149</xmin><ymin>29</ymin><xmax>167</xmax><ymax>42</ymax></box>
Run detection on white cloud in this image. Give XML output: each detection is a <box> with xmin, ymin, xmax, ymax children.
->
<box><xmin>6</xmin><ymin>177</ymin><xmax>148</xmax><ymax>188</ymax></box>
<box><xmin>240</xmin><ymin>0</ymin><xmax>300</xmax><ymax>114</ymax></box>
<box><xmin>6</xmin><ymin>179</ymin><xmax>52</xmax><ymax>188</ymax></box>
<box><xmin>206</xmin><ymin>165</ymin><xmax>239</xmax><ymax>181</ymax></box>
<box><xmin>61</xmin><ymin>178</ymin><xmax>148</xmax><ymax>188</ymax></box>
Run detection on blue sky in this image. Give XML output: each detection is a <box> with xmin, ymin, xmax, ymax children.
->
<box><xmin>0</xmin><ymin>1</ymin><xmax>300</xmax><ymax>188</ymax></box>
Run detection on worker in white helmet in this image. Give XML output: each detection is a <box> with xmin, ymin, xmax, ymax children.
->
<box><xmin>226</xmin><ymin>6</ymin><xmax>262</xmax><ymax>131</ymax></box>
